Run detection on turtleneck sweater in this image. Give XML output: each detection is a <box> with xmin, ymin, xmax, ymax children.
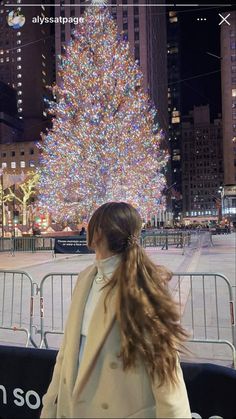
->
<box><xmin>78</xmin><ymin>254</ymin><xmax>121</xmax><ymax>365</ymax></box>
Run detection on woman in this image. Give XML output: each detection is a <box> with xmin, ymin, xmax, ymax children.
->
<box><xmin>41</xmin><ymin>202</ymin><xmax>191</xmax><ymax>418</ymax></box>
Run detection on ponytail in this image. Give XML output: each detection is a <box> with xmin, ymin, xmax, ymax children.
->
<box><xmin>105</xmin><ymin>243</ymin><xmax>187</xmax><ymax>386</ymax></box>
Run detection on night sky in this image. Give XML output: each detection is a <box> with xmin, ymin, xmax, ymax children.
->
<box><xmin>178</xmin><ymin>5</ymin><xmax>235</xmax><ymax>119</ymax></box>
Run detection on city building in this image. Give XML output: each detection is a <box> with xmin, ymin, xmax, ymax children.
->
<box><xmin>0</xmin><ymin>140</ymin><xmax>40</xmax><ymax>173</ymax></box>
<box><xmin>166</xmin><ymin>10</ymin><xmax>182</xmax><ymax>221</ymax></box>
<box><xmin>0</xmin><ymin>81</ymin><xmax>23</xmax><ymax>146</ymax></box>
<box><xmin>220</xmin><ymin>11</ymin><xmax>236</xmax><ymax>225</ymax></box>
<box><xmin>54</xmin><ymin>0</ymin><xmax>168</xmax><ymax>133</ymax></box>
<box><xmin>0</xmin><ymin>0</ymin><xmax>55</xmax><ymax>142</ymax></box>
<box><xmin>181</xmin><ymin>105</ymin><xmax>224</xmax><ymax>224</ymax></box>
<box><xmin>0</xmin><ymin>81</ymin><xmax>17</xmax><ymax>117</ymax></box>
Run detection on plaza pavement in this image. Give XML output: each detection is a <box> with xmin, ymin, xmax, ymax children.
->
<box><xmin>0</xmin><ymin>232</ymin><xmax>235</xmax><ymax>366</ymax></box>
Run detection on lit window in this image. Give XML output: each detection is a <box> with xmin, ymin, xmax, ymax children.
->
<box><xmin>231</xmin><ymin>41</ymin><xmax>236</xmax><ymax>49</ymax></box>
<box><xmin>172</xmin><ymin>155</ymin><xmax>180</xmax><ymax>161</ymax></box>
<box><xmin>18</xmin><ymin>108</ymin><xmax>23</xmax><ymax>112</ymax></box>
<box><xmin>17</xmin><ymin>74</ymin><xmax>22</xmax><ymax>78</ymax></box>
<box><xmin>17</xmin><ymin>40</ymin><xmax>21</xmax><ymax>45</ymax></box>
<box><xmin>17</xmin><ymin>82</ymin><xmax>22</xmax><ymax>87</ymax></box>
<box><xmin>169</xmin><ymin>16</ymin><xmax>178</xmax><ymax>23</ymax></box>
<box><xmin>17</xmin><ymin>32</ymin><xmax>21</xmax><ymax>36</ymax></box>
<box><xmin>17</xmin><ymin>99</ymin><xmax>22</xmax><ymax>104</ymax></box>
<box><xmin>232</xmin><ymin>89</ymin><xmax>236</xmax><ymax>97</ymax></box>
<box><xmin>0</xmin><ymin>50</ymin><xmax>3</xmax><ymax>55</ymax></box>
<box><xmin>29</xmin><ymin>160</ymin><xmax>35</xmax><ymax>167</ymax></box>
<box><xmin>11</xmin><ymin>162</ymin><xmax>16</xmax><ymax>169</ymax></box>
<box><xmin>17</xmin><ymin>48</ymin><xmax>21</xmax><ymax>53</ymax></box>
<box><xmin>172</xmin><ymin>110</ymin><xmax>180</xmax><ymax>117</ymax></box>
<box><xmin>17</xmin><ymin>65</ymin><xmax>22</xmax><ymax>70</ymax></box>
<box><xmin>17</xmin><ymin>56</ymin><xmax>21</xmax><ymax>61</ymax></box>
<box><xmin>17</xmin><ymin>90</ymin><xmax>22</xmax><ymax>95</ymax></box>
<box><xmin>20</xmin><ymin>161</ymin><xmax>25</xmax><ymax>168</ymax></box>
<box><xmin>2</xmin><ymin>162</ymin><xmax>7</xmax><ymax>168</ymax></box>
<box><xmin>6</xmin><ymin>57</ymin><xmax>9</xmax><ymax>62</ymax></box>
<box><xmin>172</xmin><ymin>116</ymin><xmax>180</xmax><ymax>123</ymax></box>
<box><xmin>169</xmin><ymin>46</ymin><xmax>179</xmax><ymax>54</ymax></box>
<box><xmin>0</xmin><ymin>58</ymin><xmax>4</xmax><ymax>63</ymax></box>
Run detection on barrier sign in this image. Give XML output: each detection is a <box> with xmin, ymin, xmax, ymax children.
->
<box><xmin>0</xmin><ymin>346</ymin><xmax>236</xmax><ymax>418</ymax></box>
<box><xmin>54</xmin><ymin>237</ymin><xmax>93</xmax><ymax>254</ymax></box>
<box><xmin>0</xmin><ymin>346</ymin><xmax>57</xmax><ymax>418</ymax></box>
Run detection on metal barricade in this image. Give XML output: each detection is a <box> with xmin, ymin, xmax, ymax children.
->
<box><xmin>0</xmin><ymin>268</ymin><xmax>235</xmax><ymax>370</ymax></box>
<box><xmin>0</xmin><ymin>237</ymin><xmax>55</xmax><ymax>255</ymax></box>
<box><xmin>0</xmin><ymin>238</ymin><xmax>12</xmax><ymax>253</ymax></box>
<box><xmin>142</xmin><ymin>232</ymin><xmax>191</xmax><ymax>253</ymax></box>
<box><xmin>0</xmin><ymin>270</ymin><xmax>37</xmax><ymax>347</ymax></box>
<box><xmin>37</xmin><ymin>273</ymin><xmax>78</xmax><ymax>348</ymax></box>
<box><xmin>171</xmin><ymin>272</ymin><xmax>236</xmax><ymax>368</ymax></box>
<box><xmin>11</xmin><ymin>237</ymin><xmax>54</xmax><ymax>255</ymax></box>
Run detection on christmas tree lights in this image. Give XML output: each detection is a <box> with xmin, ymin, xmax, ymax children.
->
<box><xmin>37</xmin><ymin>6</ymin><xmax>169</xmax><ymax>222</ymax></box>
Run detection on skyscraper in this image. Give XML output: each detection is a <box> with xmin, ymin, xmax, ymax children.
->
<box><xmin>221</xmin><ymin>11</ymin><xmax>236</xmax><ymax>185</ymax></box>
<box><xmin>166</xmin><ymin>10</ymin><xmax>182</xmax><ymax>221</ymax></box>
<box><xmin>54</xmin><ymin>0</ymin><xmax>168</xmax><ymax>134</ymax></box>
<box><xmin>182</xmin><ymin>105</ymin><xmax>223</xmax><ymax>223</ymax></box>
<box><xmin>0</xmin><ymin>0</ymin><xmax>54</xmax><ymax>143</ymax></box>
<box><xmin>220</xmin><ymin>10</ymin><xmax>236</xmax><ymax>225</ymax></box>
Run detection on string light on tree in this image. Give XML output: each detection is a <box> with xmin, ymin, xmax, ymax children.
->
<box><xmin>37</xmin><ymin>5</ymin><xmax>169</xmax><ymax>222</ymax></box>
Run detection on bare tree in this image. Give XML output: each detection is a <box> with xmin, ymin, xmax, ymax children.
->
<box><xmin>9</xmin><ymin>172</ymin><xmax>39</xmax><ymax>226</ymax></box>
<box><xmin>0</xmin><ymin>184</ymin><xmax>13</xmax><ymax>227</ymax></box>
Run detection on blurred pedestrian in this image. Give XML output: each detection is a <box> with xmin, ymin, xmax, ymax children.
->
<box><xmin>41</xmin><ymin>202</ymin><xmax>191</xmax><ymax>419</ymax></box>
<box><xmin>79</xmin><ymin>226</ymin><xmax>86</xmax><ymax>236</ymax></box>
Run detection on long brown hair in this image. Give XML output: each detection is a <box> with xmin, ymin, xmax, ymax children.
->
<box><xmin>87</xmin><ymin>202</ymin><xmax>188</xmax><ymax>386</ymax></box>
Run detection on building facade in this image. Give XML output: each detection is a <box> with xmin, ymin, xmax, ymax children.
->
<box><xmin>182</xmin><ymin>105</ymin><xmax>224</xmax><ymax>223</ymax></box>
<box><xmin>166</xmin><ymin>10</ymin><xmax>182</xmax><ymax>221</ymax></box>
<box><xmin>54</xmin><ymin>0</ymin><xmax>168</xmax><ymax>134</ymax></box>
<box><xmin>220</xmin><ymin>11</ymin><xmax>236</xmax><ymax>225</ymax></box>
<box><xmin>0</xmin><ymin>0</ymin><xmax>54</xmax><ymax>143</ymax></box>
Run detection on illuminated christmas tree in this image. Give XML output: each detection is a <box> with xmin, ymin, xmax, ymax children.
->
<box><xmin>37</xmin><ymin>6</ymin><xmax>168</xmax><ymax>222</ymax></box>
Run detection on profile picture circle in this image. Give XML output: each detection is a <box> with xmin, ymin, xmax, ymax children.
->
<box><xmin>7</xmin><ymin>10</ymin><xmax>26</xmax><ymax>29</ymax></box>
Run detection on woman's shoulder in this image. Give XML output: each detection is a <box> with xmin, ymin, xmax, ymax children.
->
<box><xmin>73</xmin><ymin>263</ymin><xmax>96</xmax><ymax>290</ymax></box>
<box><xmin>77</xmin><ymin>263</ymin><xmax>96</xmax><ymax>281</ymax></box>
<box><xmin>77</xmin><ymin>263</ymin><xmax>96</xmax><ymax>278</ymax></box>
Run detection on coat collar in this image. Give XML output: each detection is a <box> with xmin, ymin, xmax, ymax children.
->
<box><xmin>72</xmin><ymin>265</ymin><xmax>118</xmax><ymax>397</ymax></box>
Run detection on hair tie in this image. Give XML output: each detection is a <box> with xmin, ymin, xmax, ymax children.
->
<box><xmin>126</xmin><ymin>234</ymin><xmax>139</xmax><ymax>249</ymax></box>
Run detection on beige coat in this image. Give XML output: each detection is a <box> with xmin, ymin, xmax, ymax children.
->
<box><xmin>41</xmin><ymin>264</ymin><xmax>191</xmax><ymax>419</ymax></box>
